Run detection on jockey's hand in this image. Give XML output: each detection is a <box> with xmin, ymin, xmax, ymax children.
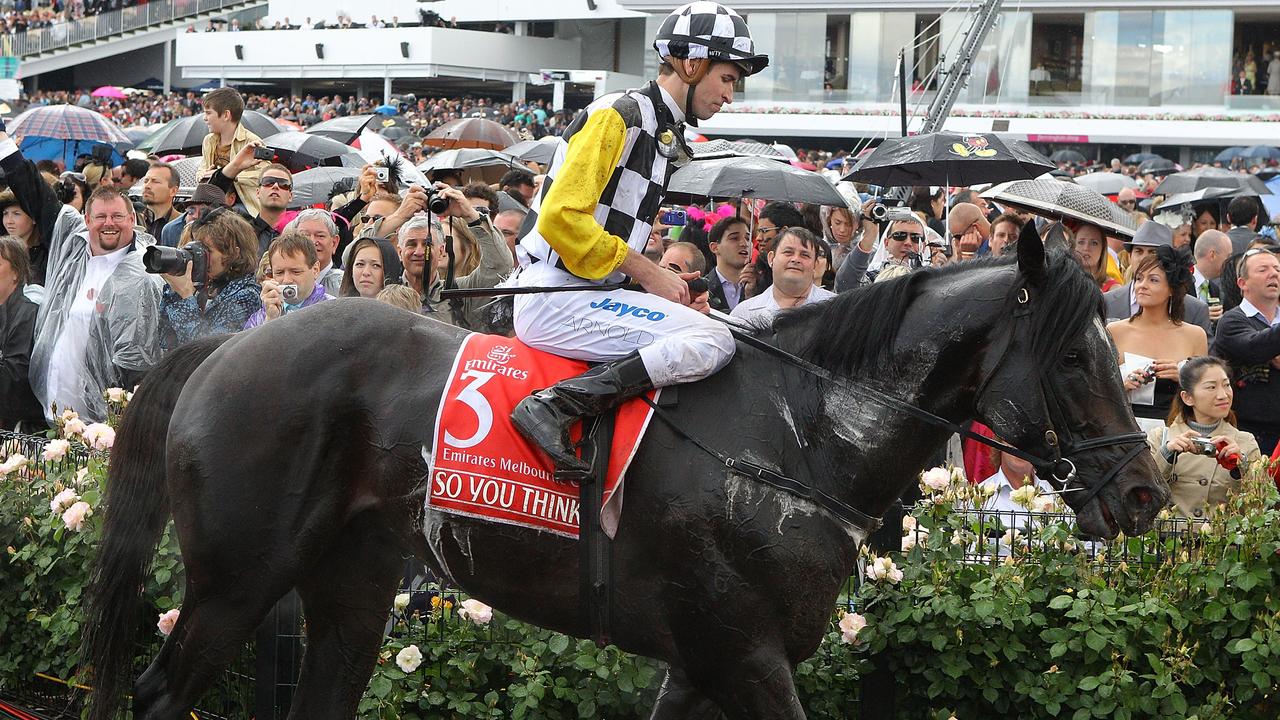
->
<box><xmin>622</xmin><ymin>250</ymin><xmax>689</xmax><ymax>305</ymax></box>
<box><xmin>689</xmin><ymin>287</ymin><xmax>711</xmax><ymax>314</ymax></box>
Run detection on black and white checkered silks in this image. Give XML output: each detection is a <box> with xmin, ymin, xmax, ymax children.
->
<box><xmin>653</xmin><ymin>2</ymin><xmax>756</xmax><ymax>66</ymax></box>
<box><xmin>518</xmin><ymin>82</ymin><xmax>678</xmax><ymax>282</ymax></box>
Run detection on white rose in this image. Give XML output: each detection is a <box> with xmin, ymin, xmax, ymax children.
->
<box><xmin>865</xmin><ymin>556</ymin><xmax>903</xmax><ymax>585</ymax></box>
<box><xmin>838</xmin><ymin>611</ymin><xmax>867</xmax><ymax>644</ymax></box>
<box><xmin>900</xmin><ymin>528</ymin><xmax>929</xmax><ymax>552</ymax></box>
<box><xmin>50</xmin><ymin>488</ymin><xmax>79</xmax><ymax>515</ymax></box>
<box><xmin>459</xmin><ymin>598</ymin><xmax>493</xmax><ymax>626</ymax></box>
<box><xmin>42</xmin><ymin>439</ymin><xmax>71</xmax><ymax>462</ymax></box>
<box><xmin>1031</xmin><ymin>494</ymin><xmax>1057</xmax><ymax>514</ymax></box>
<box><xmin>393</xmin><ymin>593</ymin><xmax>410</xmax><ymax>612</ymax></box>
<box><xmin>82</xmin><ymin>423</ymin><xmax>116</xmax><ymax>451</ymax></box>
<box><xmin>0</xmin><ymin>453</ymin><xmax>28</xmax><ymax>476</ymax></box>
<box><xmin>63</xmin><ymin>418</ymin><xmax>87</xmax><ymax>439</ymax></box>
<box><xmin>1000</xmin><ymin>528</ymin><xmax>1023</xmax><ymax>547</ymax></box>
<box><xmin>105</xmin><ymin>387</ymin><xmax>127</xmax><ymax>403</ymax></box>
<box><xmin>395</xmin><ymin>644</ymin><xmax>424</xmax><ymax>672</ymax></box>
<box><xmin>157</xmin><ymin>608</ymin><xmax>180</xmax><ymax>636</ymax></box>
<box><xmin>74</xmin><ymin>467</ymin><xmax>90</xmax><ymax>487</ymax></box>
<box><xmin>919</xmin><ymin>467</ymin><xmax>950</xmax><ymax>493</ymax></box>
<box><xmin>60</xmin><ymin>409</ymin><xmax>79</xmax><ymax>423</ymax></box>
<box><xmin>901</xmin><ymin>515</ymin><xmax>917</xmax><ymax>533</ymax></box>
<box><xmin>1009</xmin><ymin>484</ymin><xmax>1038</xmax><ymax>510</ymax></box>
<box><xmin>62</xmin><ymin>501</ymin><xmax>92</xmax><ymax>532</ymax></box>
<box><xmin>949</xmin><ymin>466</ymin><xmax>967</xmax><ymax>485</ymax></box>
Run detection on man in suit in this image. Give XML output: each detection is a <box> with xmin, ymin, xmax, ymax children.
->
<box><xmin>1103</xmin><ymin>221</ymin><xmax>1211</xmax><ymax>336</ymax></box>
<box><xmin>1226</xmin><ymin>196</ymin><xmax>1261</xmax><ymax>254</ymax></box>
<box><xmin>1211</xmin><ymin>248</ymin><xmax>1280</xmax><ymax>454</ymax></box>
<box><xmin>1192</xmin><ymin>229</ymin><xmax>1231</xmax><ymax>323</ymax></box>
<box><xmin>703</xmin><ymin>215</ymin><xmax>754</xmax><ymax>313</ymax></box>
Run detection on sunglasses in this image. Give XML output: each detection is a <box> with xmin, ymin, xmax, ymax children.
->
<box><xmin>890</xmin><ymin>232</ymin><xmax>924</xmax><ymax>243</ymax></box>
<box><xmin>260</xmin><ymin>176</ymin><xmax>293</xmax><ymax>190</ymax></box>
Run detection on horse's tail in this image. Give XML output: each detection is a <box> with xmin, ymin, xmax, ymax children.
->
<box><xmin>81</xmin><ymin>334</ymin><xmax>232</xmax><ymax>720</ymax></box>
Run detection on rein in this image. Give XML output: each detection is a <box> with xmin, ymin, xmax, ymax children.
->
<box><xmin>642</xmin><ymin>281</ymin><xmax>1148</xmax><ymax>533</ymax></box>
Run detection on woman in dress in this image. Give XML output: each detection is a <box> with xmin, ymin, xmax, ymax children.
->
<box><xmin>1107</xmin><ymin>245</ymin><xmax>1206</xmax><ymax>423</ymax></box>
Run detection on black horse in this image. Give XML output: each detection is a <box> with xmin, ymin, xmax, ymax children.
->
<box><xmin>82</xmin><ymin>235</ymin><xmax>1168</xmax><ymax>719</ymax></box>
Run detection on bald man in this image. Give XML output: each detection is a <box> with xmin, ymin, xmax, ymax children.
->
<box><xmin>947</xmin><ymin>202</ymin><xmax>991</xmax><ymax>259</ymax></box>
<box><xmin>1116</xmin><ymin>187</ymin><xmax>1138</xmax><ymax>213</ymax></box>
<box><xmin>1193</xmin><ymin>229</ymin><xmax>1231</xmax><ymax>322</ymax></box>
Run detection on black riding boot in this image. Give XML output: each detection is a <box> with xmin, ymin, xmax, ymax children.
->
<box><xmin>511</xmin><ymin>353</ymin><xmax>653</xmax><ymax>476</ymax></box>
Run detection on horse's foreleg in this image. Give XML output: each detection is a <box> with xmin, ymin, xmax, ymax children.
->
<box><xmin>681</xmin><ymin>644</ymin><xmax>808</xmax><ymax>720</ymax></box>
<box><xmin>288</xmin><ymin>512</ymin><xmax>405</xmax><ymax>720</ymax></box>
<box><xmin>649</xmin><ymin>666</ymin><xmax>726</xmax><ymax>720</ymax></box>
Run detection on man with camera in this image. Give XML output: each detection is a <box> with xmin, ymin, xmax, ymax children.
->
<box><xmin>30</xmin><ymin>187</ymin><xmax>163</xmax><ymax>423</ymax></box>
<box><xmin>243</xmin><ymin>232</ymin><xmax>333</xmax><ymax>329</ymax></box>
<box><xmin>834</xmin><ymin>202</ymin><xmax>932</xmax><ymax>291</ymax></box>
<box><xmin>208</xmin><ymin>145</ymin><xmax>294</xmax><ymax>259</ymax></box>
<box><xmin>285</xmin><ymin>209</ymin><xmax>343</xmax><ymax>295</ymax></box>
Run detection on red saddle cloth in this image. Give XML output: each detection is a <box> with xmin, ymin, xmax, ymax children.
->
<box><xmin>428</xmin><ymin>333</ymin><xmax>658</xmax><ymax>539</ymax></box>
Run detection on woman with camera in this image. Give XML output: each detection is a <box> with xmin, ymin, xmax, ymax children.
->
<box><xmin>159</xmin><ymin>209</ymin><xmax>263</xmax><ymax>348</ymax></box>
<box><xmin>1107</xmin><ymin>245</ymin><xmax>1207</xmax><ymax>423</ymax></box>
<box><xmin>1146</xmin><ymin>356</ymin><xmax>1261</xmax><ymax>520</ymax></box>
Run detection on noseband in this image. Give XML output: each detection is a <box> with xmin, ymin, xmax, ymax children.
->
<box><xmin>729</xmin><ymin>282</ymin><xmax>1147</xmax><ymax>511</ymax></box>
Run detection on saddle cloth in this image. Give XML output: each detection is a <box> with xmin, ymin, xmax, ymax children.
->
<box><xmin>427</xmin><ymin>333</ymin><xmax>659</xmax><ymax>539</ymax></box>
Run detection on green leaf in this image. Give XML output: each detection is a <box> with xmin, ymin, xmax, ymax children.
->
<box><xmin>547</xmin><ymin>634</ymin><xmax>569</xmax><ymax>654</ymax></box>
<box><xmin>1049</xmin><ymin>595</ymin><xmax>1073</xmax><ymax>610</ymax></box>
<box><xmin>1085</xmin><ymin>630</ymin><xmax>1108</xmax><ymax>653</ymax></box>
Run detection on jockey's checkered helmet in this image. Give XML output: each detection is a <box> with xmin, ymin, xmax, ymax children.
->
<box><xmin>653</xmin><ymin>2</ymin><xmax>769</xmax><ymax>77</ymax></box>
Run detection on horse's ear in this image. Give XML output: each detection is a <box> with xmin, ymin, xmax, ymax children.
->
<box><xmin>1016</xmin><ymin>219</ymin><xmax>1047</xmax><ymax>287</ymax></box>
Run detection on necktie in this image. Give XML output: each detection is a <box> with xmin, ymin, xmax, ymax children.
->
<box><xmin>1199</xmin><ymin>280</ymin><xmax>1210</xmax><ymax>300</ymax></box>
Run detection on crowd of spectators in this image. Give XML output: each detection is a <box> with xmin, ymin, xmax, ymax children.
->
<box><xmin>0</xmin><ymin>85</ymin><xmax>1277</xmax><ymax>526</ymax></box>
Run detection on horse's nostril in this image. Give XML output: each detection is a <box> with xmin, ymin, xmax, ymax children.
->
<box><xmin>1131</xmin><ymin>487</ymin><xmax>1153</xmax><ymax>506</ymax></box>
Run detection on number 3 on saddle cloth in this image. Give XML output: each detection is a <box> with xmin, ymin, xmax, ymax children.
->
<box><xmin>427</xmin><ymin>333</ymin><xmax>660</xmax><ymax>540</ymax></box>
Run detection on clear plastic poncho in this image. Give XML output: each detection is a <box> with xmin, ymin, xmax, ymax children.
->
<box><xmin>30</xmin><ymin>206</ymin><xmax>163</xmax><ymax>423</ymax></box>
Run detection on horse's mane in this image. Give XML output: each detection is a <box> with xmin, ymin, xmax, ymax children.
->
<box><xmin>771</xmin><ymin>250</ymin><xmax>1102</xmax><ymax>376</ymax></box>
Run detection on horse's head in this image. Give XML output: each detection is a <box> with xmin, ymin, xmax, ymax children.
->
<box><xmin>975</xmin><ymin>228</ymin><xmax>1169</xmax><ymax>539</ymax></box>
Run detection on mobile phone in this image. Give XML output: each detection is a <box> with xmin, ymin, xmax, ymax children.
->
<box><xmin>253</xmin><ymin>146</ymin><xmax>275</xmax><ymax>161</ymax></box>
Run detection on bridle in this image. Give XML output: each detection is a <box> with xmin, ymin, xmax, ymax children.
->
<box><xmin>726</xmin><ymin>280</ymin><xmax>1148</xmax><ymax>513</ymax></box>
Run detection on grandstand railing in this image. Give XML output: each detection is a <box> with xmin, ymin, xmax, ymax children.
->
<box><xmin>8</xmin><ymin>0</ymin><xmax>258</xmax><ymax>58</ymax></box>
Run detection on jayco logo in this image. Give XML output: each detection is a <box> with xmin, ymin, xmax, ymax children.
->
<box><xmin>588</xmin><ymin>297</ymin><xmax>666</xmax><ymax>322</ymax></box>
<box><xmin>486</xmin><ymin>345</ymin><xmax>515</xmax><ymax>364</ymax></box>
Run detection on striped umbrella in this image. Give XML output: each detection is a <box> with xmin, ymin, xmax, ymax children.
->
<box><xmin>9</xmin><ymin>104</ymin><xmax>131</xmax><ymax>143</ymax></box>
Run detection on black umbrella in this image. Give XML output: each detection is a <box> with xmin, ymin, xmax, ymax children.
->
<box><xmin>379</xmin><ymin>127</ymin><xmax>410</xmax><ymax>141</ymax></box>
<box><xmin>843</xmin><ymin>132</ymin><xmax>1054</xmax><ymax>187</ymax></box>
<box><xmin>982</xmin><ymin>179</ymin><xmax>1138</xmax><ymax>239</ymax></box>
<box><xmin>417</xmin><ymin>148</ymin><xmax>521</xmax><ymax>184</ymax></box>
<box><xmin>1049</xmin><ymin>149</ymin><xmax>1086</xmax><ymax>164</ymax></box>
<box><xmin>1137</xmin><ymin>157</ymin><xmax>1177</xmax><ymax>176</ymax></box>
<box><xmin>304</xmin><ymin>114</ymin><xmax>375</xmax><ymax>145</ymax></box>
<box><xmin>1153</xmin><ymin>167</ymin><xmax>1271</xmax><ymax>197</ymax></box>
<box><xmin>135</xmin><ymin>111</ymin><xmax>285</xmax><ymax>155</ymax></box>
<box><xmin>504</xmin><ymin>139</ymin><xmax>556</xmax><ymax>166</ymax></box>
<box><xmin>1123</xmin><ymin>152</ymin><xmax>1163</xmax><ymax>165</ymax></box>
<box><xmin>260</xmin><ymin>131</ymin><xmax>361</xmax><ymax>172</ymax></box>
<box><xmin>669</xmin><ymin>156</ymin><xmax>844</xmax><ymax>205</ymax></box>
<box><xmin>288</xmin><ymin>166</ymin><xmax>364</xmax><ymax>208</ymax></box>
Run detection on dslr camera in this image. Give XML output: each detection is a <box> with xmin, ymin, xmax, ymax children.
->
<box><xmin>143</xmin><ymin>242</ymin><xmax>210</xmax><ymax>289</ymax></box>
<box><xmin>421</xmin><ymin>185</ymin><xmax>451</xmax><ymax>215</ymax></box>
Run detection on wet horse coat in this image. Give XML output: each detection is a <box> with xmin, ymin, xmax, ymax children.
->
<box><xmin>82</xmin><ymin>236</ymin><xmax>1168</xmax><ymax>720</ymax></box>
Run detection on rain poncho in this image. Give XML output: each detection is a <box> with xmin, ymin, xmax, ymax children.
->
<box><xmin>30</xmin><ymin>207</ymin><xmax>163</xmax><ymax>423</ymax></box>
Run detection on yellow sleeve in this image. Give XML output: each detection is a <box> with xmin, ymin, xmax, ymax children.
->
<box><xmin>536</xmin><ymin>108</ymin><xmax>630</xmax><ymax>280</ymax></box>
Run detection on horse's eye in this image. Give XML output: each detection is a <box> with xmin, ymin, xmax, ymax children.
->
<box><xmin>1063</xmin><ymin>350</ymin><xmax>1083</xmax><ymax>367</ymax></box>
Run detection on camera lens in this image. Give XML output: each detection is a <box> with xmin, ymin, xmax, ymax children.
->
<box><xmin>142</xmin><ymin>246</ymin><xmax>192</xmax><ymax>275</ymax></box>
<box><xmin>870</xmin><ymin>204</ymin><xmax>888</xmax><ymax>222</ymax></box>
<box><xmin>427</xmin><ymin>192</ymin><xmax>450</xmax><ymax>215</ymax></box>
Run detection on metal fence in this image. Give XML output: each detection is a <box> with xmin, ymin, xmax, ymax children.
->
<box><xmin>6</xmin><ymin>0</ymin><xmax>260</xmax><ymax>58</ymax></box>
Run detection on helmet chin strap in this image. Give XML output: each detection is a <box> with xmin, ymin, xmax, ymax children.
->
<box><xmin>670</xmin><ymin>58</ymin><xmax>710</xmax><ymax>126</ymax></box>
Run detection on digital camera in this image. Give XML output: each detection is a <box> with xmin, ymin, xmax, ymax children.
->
<box><xmin>280</xmin><ymin>284</ymin><xmax>300</xmax><ymax>303</ymax></box>
<box><xmin>1188</xmin><ymin>436</ymin><xmax>1219</xmax><ymax>457</ymax></box>
<box><xmin>420</xmin><ymin>185</ymin><xmax>450</xmax><ymax>215</ymax></box>
<box><xmin>143</xmin><ymin>242</ymin><xmax>210</xmax><ymax>288</ymax></box>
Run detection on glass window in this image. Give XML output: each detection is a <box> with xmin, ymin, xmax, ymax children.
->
<box><xmin>745</xmin><ymin>12</ymin><xmax>828</xmax><ymax>102</ymax></box>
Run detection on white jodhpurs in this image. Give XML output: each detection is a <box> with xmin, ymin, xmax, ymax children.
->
<box><xmin>512</xmin><ymin>262</ymin><xmax>734</xmax><ymax>387</ymax></box>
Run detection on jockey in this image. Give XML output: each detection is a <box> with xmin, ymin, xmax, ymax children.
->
<box><xmin>511</xmin><ymin>2</ymin><xmax>769</xmax><ymax>475</ymax></box>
